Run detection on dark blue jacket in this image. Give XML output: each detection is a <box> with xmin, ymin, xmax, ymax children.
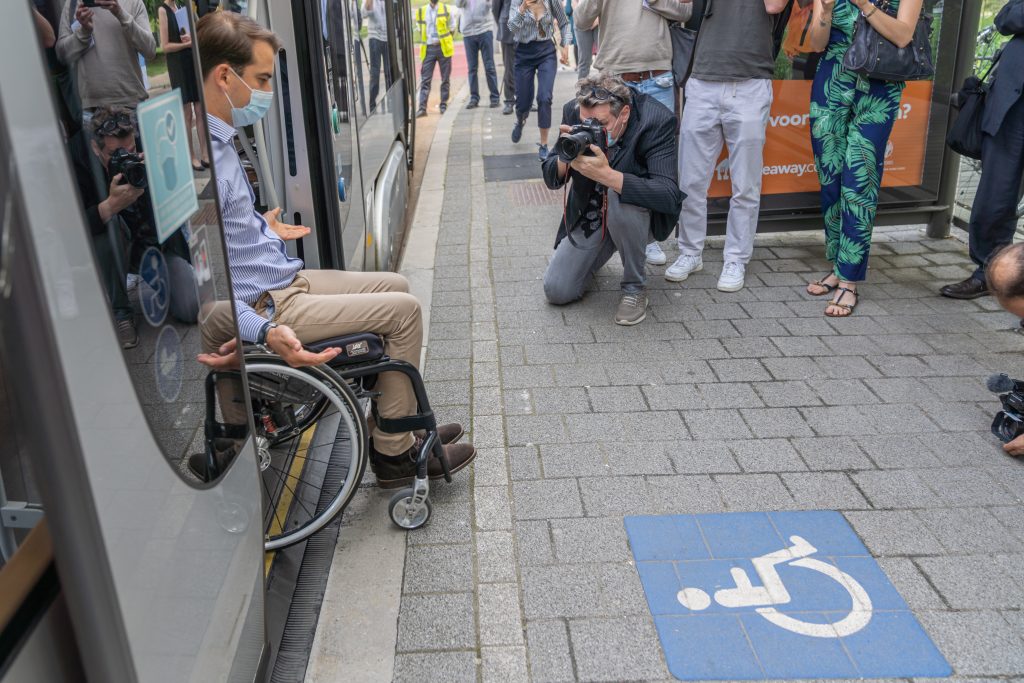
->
<box><xmin>983</xmin><ymin>0</ymin><xmax>1024</xmax><ymax>136</ymax></box>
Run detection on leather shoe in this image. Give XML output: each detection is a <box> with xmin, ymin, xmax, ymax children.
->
<box><xmin>370</xmin><ymin>438</ymin><xmax>477</xmax><ymax>489</ymax></box>
<box><xmin>502</xmin><ymin>103</ymin><xmax>514</xmax><ymax>115</ymax></box>
<box><xmin>466</xmin><ymin>100</ymin><xmax>479</xmax><ymax>110</ymax></box>
<box><xmin>939</xmin><ymin>276</ymin><xmax>989</xmax><ymax>299</ymax></box>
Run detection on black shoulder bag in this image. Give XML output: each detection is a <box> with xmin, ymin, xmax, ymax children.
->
<box><xmin>842</xmin><ymin>0</ymin><xmax>934</xmax><ymax>82</ymax></box>
<box><xmin>669</xmin><ymin>0</ymin><xmax>706</xmax><ymax>87</ymax></box>
<box><xmin>946</xmin><ymin>49</ymin><xmax>1003</xmax><ymax>160</ymax></box>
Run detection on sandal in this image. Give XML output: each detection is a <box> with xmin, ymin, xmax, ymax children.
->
<box><xmin>825</xmin><ymin>287</ymin><xmax>857</xmax><ymax>318</ymax></box>
<box><xmin>807</xmin><ymin>272</ymin><xmax>837</xmax><ymax>296</ymax></box>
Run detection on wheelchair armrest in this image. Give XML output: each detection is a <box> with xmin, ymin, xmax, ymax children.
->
<box><xmin>308</xmin><ymin>332</ymin><xmax>386</xmax><ymax>366</ymax></box>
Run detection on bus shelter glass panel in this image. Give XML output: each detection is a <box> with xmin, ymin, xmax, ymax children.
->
<box><xmin>34</xmin><ymin>0</ymin><xmax>248</xmax><ymax>486</ymax></box>
<box><xmin>708</xmin><ymin>0</ymin><xmax>954</xmax><ymax>217</ymax></box>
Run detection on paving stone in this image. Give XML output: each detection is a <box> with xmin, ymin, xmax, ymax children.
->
<box><xmin>515</xmin><ymin>520</ymin><xmax>555</xmax><ymax>566</ymax></box>
<box><xmin>668</xmin><ymin>440</ymin><xmax>741</xmax><ymax>474</ymax></box>
<box><xmin>770</xmin><ymin>335</ymin><xmax>832</xmax><ymax>357</ymax></box>
<box><xmin>505</xmin><ymin>414</ymin><xmax>567</xmax><ymax>445</ymax></box>
<box><xmin>658</xmin><ymin>360</ymin><xmax>718</xmax><ymax>384</ymax></box>
<box><xmin>408</xmin><ymin>501</ymin><xmax>473</xmax><ymax>545</ymax></box>
<box><xmin>728</xmin><ymin>438</ymin><xmax>807</xmax><ymax>472</ymax></box>
<box><xmin>478</xmin><ymin>583</ymin><xmax>526</xmax><ymax>646</ymax></box>
<box><xmin>915</xmin><ymin>507</ymin><xmax>1024</xmax><ymax>553</ymax></box>
<box><xmin>396</xmin><ymin>593</ymin><xmax>476</xmax><ymax>651</ymax></box>
<box><xmin>805</xmin><ymin>378</ymin><xmax>878</xmax><ymax>406</ymax></box>
<box><xmin>643</xmin><ymin>384</ymin><xmax>707</xmax><ymax>410</ymax></box>
<box><xmin>530</xmin><ymin>387</ymin><xmax>590</xmax><ymax>414</ymax></box>
<box><xmin>588</xmin><ymin>385</ymin><xmax>648</xmax><ymax>412</ymax></box>
<box><xmin>715</xmin><ymin>473</ymin><xmax>797</xmax><ymax>511</ymax></box>
<box><xmin>801</xmin><ymin>406</ymin><xmax>879</xmax><ymax>437</ymax></box>
<box><xmin>862</xmin><ymin>377</ymin><xmax>932</xmax><ymax>403</ymax></box>
<box><xmin>646</xmin><ymin>474</ymin><xmax>725</xmax><ymax>513</ymax></box>
<box><xmin>512</xmin><ymin>479</ymin><xmax>583</xmax><ymax>519</ymax></box>
<box><xmin>393</xmin><ymin>651</ymin><xmax>477</xmax><ymax>683</ymax></box>
<box><xmin>709</xmin><ymin>358</ymin><xmax>773</xmax><ymax>382</ymax></box>
<box><xmin>875</xmin><ymin>557</ymin><xmax>947</xmax><ymax>609</ymax></box>
<box><xmin>741</xmin><ymin>407</ymin><xmax>815</xmax><ymax>438</ymax></box>
<box><xmin>477</xmin><ymin>531</ymin><xmax>518</xmax><ymax>583</ymax></box>
<box><xmin>851</xmin><ymin>469</ymin><xmax>941</xmax><ymax>508</ymax></box>
<box><xmin>782</xmin><ymin>472</ymin><xmax>869</xmax><ymax>509</ymax></box>
<box><xmin>723</xmin><ymin>336</ymin><xmax>784</xmax><ymax>358</ymax></box>
<box><xmin>403</xmin><ymin>544</ymin><xmax>474</xmax><ymax>595</ymax></box>
<box><xmin>791</xmin><ymin>436</ymin><xmax>875</xmax><ymax>470</ymax></box>
<box><xmin>550</xmin><ymin>517</ymin><xmax>631</xmax><ymax>563</ymax></box>
<box><xmin>480</xmin><ymin>646</ymin><xmax>528</xmax><ymax>683</ymax></box>
<box><xmin>844</xmin><ymin>510</ymin><xmax>944</xmax><ymax>555</ymax></box>
<box><xmin>683</xmin><ymin>409</ymin><xmax>754</xmax><ymax>440</ymax></box>
<box><xmin>751</xmin><ymin>380</ymin><xmax>822</xmax><ymax>408</ymax></box>
<box><xmin>569</xmin><ymin>616</ymin><xmax>669</xmax><ymax>682</ymax></box>
<box><xmin>615</xmin><ymin>411</ymin><xmax>691</xmax><ymax>442</ymax></box>
<box><xmin>697</xmin><ymin>382</ymin><xmax>765</xmax><ymax>409</ymax></box>
<box><xmin>579</xmin><ymin>477</ymin><xmax>653</xmax><ymax>517</ymax></box>
<box><xmin>526</xmin><ymin>620</ymin><xmax>576</xmax><ymax>682</ymax></box>
<box><xmin>917</xmin><ymin>467</ymin><xmax>1017</xmax><ymax>507</ymax></box>
<box><xmin>763</xmin><ymin>356</ymin><xmax>819</xmax><ymax>381</ymax></box>
<box><xmin>855</xmin><ymin>435</ymin><xmax>944</xmax><ymax>469</ymax></box>
<box><xmin>539</xmin><ymin>443</ymin><xmax>612</xmax><ymax>478</ymax></box>
<box><xmin>476</xmin><ymin>486</ymin><xmax>514</xmax><ymax>530</ymax></box>
<box><xmin>856</xmin><ymin>403</ymin><xmax>939</xmax><ymax>434</ymax></box>
<box><xmin>917</xmin><ymin>555</ymin><xmax>1024</xmax><ymax>610</ymax></box>
<box><xmin>521</xmin><ymin>563</ymin><xmax>646</xmax><ymax>619</ymax></box>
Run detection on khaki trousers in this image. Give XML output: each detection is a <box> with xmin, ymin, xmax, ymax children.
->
<box><xmin>262</xmin><ymin>270</ymin><xmax>422</xmax><ymax>455</ymax></box>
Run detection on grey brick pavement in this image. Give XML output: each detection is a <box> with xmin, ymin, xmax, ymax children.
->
<box><xmin>392</xmin><ymin>71</ymin><xmax>1024</xmax><ymax>682</ymax></box>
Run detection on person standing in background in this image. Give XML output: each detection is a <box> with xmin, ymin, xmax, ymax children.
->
<box><xmin>364</xmin><ymin>0</ymin><xmax>393</xmax><ymax>110</ymax></box>
<box><xmin>493</xmin><ymin>0</ymin><xmax>518</xmax><ymax>115</ymax></box>
<box><xmin>158</xmin><ymin>0</ymin><xmax>209</xmax><ymax>171</ymax></box>
<box><xmin>804</xmin><ymin>0</ymin><xmax>924</xmax><ymax>317</ymax></box>
<box><xmin>507</xmin><ymin>0</ymin><xmax>572</xmax><ymax>162</ymax></box>
<box><xmin>570</xmin><ymin>0</ymin><xmax>598</xmax><ymax>80</ymax></box>
<box><xmin>940</xmin><ymin>0</ymin><xmax>1024</xmax><ymax>301</ymax></box>
<box><xmin>457</xmin><ymin>0</ymin><xmax>501</xmax><ymax>109</ymax></box>
<box><xmin>573</xmin><ymin>0</ymin><xmax>691</xmax><ymax>268</ymax></box>
<box><xmin>414</xmin><ymin>0</ymin><xmax>455</xmax><ymax>117</ymax></box>
<box><xmin>666</xmin><ymin>0</ymin><xmax>786</xmax><ymax>294</ymax></box>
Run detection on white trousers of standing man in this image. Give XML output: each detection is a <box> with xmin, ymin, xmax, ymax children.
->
<box><xmin>677</xmin><ymin>77</ymin><xmax>773</xmax><ymax>264</ymax></box>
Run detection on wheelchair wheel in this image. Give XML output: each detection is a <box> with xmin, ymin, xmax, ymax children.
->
<box><xmin>388</xmin><ymin>487</ymin><xmax>432</xmax><ymax>530</ymax></box>
<box><xmin>245</xmin><ymin>355</ymin><xmax>368</xmax><ymax>551</ymax></box>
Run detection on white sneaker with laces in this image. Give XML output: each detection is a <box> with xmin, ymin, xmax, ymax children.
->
<box><xmin>645</xmin><ymin>242</ymin><xmax>667</xmax><ymax>266</ymax></box>
<box><xmin>665</xmin><ymin>254</ymin><xmax>703</xmax><ymax>282</ymax></box>
<box><xmin>717</xmin><ymin>261</ymin><xmax>746</xmax><ymax>292</ymax></box>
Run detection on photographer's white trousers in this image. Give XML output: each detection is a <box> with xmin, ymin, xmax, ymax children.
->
<box><xmin>677</xmin><ymin>78</ymin><xmax>773</xmax><ymax>264</ymax></box>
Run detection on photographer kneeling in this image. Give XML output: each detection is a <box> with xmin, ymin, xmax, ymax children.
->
<box><xmin>985</xmin><ymin>242</ymin><xmax>1024</xmax><ymax>458</ymax></box>
<box><xmin>541</xmin><ymin>73</ymin><xmax>683</xmax><ymax>326</ymax></box>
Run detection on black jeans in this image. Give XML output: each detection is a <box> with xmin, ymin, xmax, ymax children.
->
<box><xmin>464</xmin><ymin>31</ymin><xmax>500</xmax><ymax>104</ymax></box>
<box><xmin>969</xmin><ymin>93</ymin><xmax>1024</xmax><ymax>282</ymax></box>
<box><xmin>368</xmin><ymin>37</ymin><xmax>393</xmax><ymax>109</ymax></box>
<box><xmin>418</xmin><ymin>44</ymin><xmax>451</xmax><ymax>110</ymax></box>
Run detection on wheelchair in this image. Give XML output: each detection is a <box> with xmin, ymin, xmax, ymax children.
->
<box><xmin>199</xmin><ymin>332</ymin><xmax>450</xmax><ymax>551</ymax></box>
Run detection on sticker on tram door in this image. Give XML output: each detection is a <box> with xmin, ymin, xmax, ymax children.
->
<box><xmin>155</xmin><ymin>325</ymin><xmax>183</xmax><ymax>403</ymax></box>
<box><xmin>139</xmin><ymin>246</ymin><xmax>170</xmax><ymax>327</ymax></box>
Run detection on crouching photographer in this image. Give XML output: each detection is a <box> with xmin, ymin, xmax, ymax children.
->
<box><xmin>541</xmin><ymin>73</ymin><xmax>683</xmax><ymax>326</ymax></box>
<box><xmin>985</xmin><ymin>242</ymin><xmax>1024</xmax><ymax>457</ymax></box>
<box><xmin>70</xmin><ymin>106</ymin><xmax>199</xmax><ymax>348</ymax></box>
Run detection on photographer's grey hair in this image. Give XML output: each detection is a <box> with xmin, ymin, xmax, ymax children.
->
<box><xmin>575</xmin><ymin>73</ymin><xmax>631</xmax><ymax>116</ymax></box>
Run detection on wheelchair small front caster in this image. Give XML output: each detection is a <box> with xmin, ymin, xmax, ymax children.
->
<box><xmin>388</xmin><ymin>482</ymin><xmax>432</xmax><ymax>530</ymax></box>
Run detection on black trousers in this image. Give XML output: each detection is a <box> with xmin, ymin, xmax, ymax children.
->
<box><xmin>418</xmin><ymin>44</ymin><xmax>451</xmax><ymax>110</ymax></box>
<box><xmin>368</xmin><ymin>37</ymin><xmax>393</xmax><ymax>109</ymax></box>
<box><xmin>500</xmin><ymin>41</ymin><xmax>516</xmax><ymax>105</ymax></box>
<box><xmin>970</xmin><ymin>93</ymin><xmax>1024</xmax><ymax>281</ymax></box>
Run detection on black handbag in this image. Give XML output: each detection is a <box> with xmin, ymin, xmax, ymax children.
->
<box><xmin>842</xmin><ymin>1</ymin><xmax>935</xmax><ymax>82</ymax></box>
<box><xmin>947</xmin><ymin>51</ymin><xmax>1002</xmax><ymax>160</ymax></box>
<box><xmin>669</xmin><ymin>24</ymin><xmax>698</xmax><ymax>87</ymax></box>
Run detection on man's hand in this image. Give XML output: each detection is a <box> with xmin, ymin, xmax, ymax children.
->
<box><xmin>266</xmin><ymin>324</ymin><xmax>342</xmax><ymax>368</ymax></box>
<box><xmin>75</xmin><ymin>5</ymin><xmax>95</xmax><ymax>32</ymax></box>
<box><xmin>559</xmin><ymin>45</ymin><xmax>570</xmax><ymax>65</ymax></box>
<box><xmin>198</xmin><ymin>337</ymin><xmax>242</xmax><ymax>371</ymax></box>
<box><xmin>95</xmin><ymin>0</ymin><xmax>126</xmax><ymax>21</ymax></box>
<box><xmin>264</xmin><ymin>208</ymin><xmax>312</xmax><ymax>241</ymax></box>
<box><xmin>1004</xmin><ymin>433</ymin><xmax>1024</xmax><ymax>458</ymax></box>
<box><xmin>99</xmin><ymin>174</ymin><xmax>145</xmax><ymax>221</ymax></box>
<box><xmin>569</xmin><ymin>144</ymin><xmax>611</xmax><ymax>181</ymax></box>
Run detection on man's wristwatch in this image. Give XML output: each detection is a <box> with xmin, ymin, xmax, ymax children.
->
<box><xmin>258</xmin><ymin>321</ymin><xmax>279</xmax><ymax>345</ymax></box>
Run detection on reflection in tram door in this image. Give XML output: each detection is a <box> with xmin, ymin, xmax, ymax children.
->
<box><xmin>363</xmin><ymin>0</ymin><xmax>394</xmax><ymax>113</ymax></box>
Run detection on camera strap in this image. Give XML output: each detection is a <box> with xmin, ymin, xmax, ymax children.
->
<box><xmin>563</xmin><ymin>179</ymin><xmax>607</xmax><ymax>251</ymax></box>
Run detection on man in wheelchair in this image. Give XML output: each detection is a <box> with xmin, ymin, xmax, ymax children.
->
<box><xmin>194</xmin><ymin>12</ymin><xmax>476</xmax><ymax>488</ymax></box>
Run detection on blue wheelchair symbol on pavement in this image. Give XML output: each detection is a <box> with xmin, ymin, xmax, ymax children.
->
<box><xmin>154</xmin><ymin>325</ymin><xmax>183</xmax><ymax>403</ymax></box>
<box><xmin>626</xmin><ymin>511</ymin><xmax>951</xmax><ymax>680</ymax></box>
<box><xmin>139</xmin><ymin>247</ymin><xmax>170</xmax><ymax>327</ymax></box>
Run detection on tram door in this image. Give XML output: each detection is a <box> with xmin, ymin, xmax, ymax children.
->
<box><xmin>0</xmin><ymin>3</ymin><xmax>266</xmax><ymax>681</ymax></box>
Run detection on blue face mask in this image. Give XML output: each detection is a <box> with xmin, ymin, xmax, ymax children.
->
<box><xmin>226</xmin><ymin>69</ymin><xmax>274</xmax><ymax>127</ymax></box>
<box><xmin>605</xmin><ymin>109</ymin><xmax>625</xmax><ymax>147</ymax></box>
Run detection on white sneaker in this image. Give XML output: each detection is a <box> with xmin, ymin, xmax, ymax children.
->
<box><xmin>665</xmin><ymin>254</ymin><xmax>703</xmax><ymax>282</ymax></box>
<box><xmin>717</xmin><ymin>261</ymin><xmax>746</xmax><ymax>292</ymax></box>
<box><xmin>645</xmin><ymin>242</ymin><xmax>667</xmax><ymax>266</ymax></box>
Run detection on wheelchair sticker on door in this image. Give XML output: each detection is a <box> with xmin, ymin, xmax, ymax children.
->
<box><xmin>625</xmin><ymin>511</ymin><xmax>951</xmax><ymax>681</ymax></box>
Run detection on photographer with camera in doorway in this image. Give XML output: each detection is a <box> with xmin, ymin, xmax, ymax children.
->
<box><xmin>541</xmin><ymin>73</ymin><xmax>683</xmax><ymax>326</ymax></box>
<box><xmin>985</xmin><ymin>242</ymin><xmax>1024</xmax><ymax>458</ymax></box>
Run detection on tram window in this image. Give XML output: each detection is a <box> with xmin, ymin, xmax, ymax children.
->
<box><xmin>32</xmin><ymin>0</ymin><xmax>249</xmax><ymax>486</ymax></box>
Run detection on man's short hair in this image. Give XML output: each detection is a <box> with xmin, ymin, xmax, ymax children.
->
<box><xmin>575</xmin><ymin>73</ymin><xmax>632</xmax><ymax>117</ymax></box>
<box><xmin>987</xmin><ymin>243</ymin><xmax>1024</xmax><ymax>300</ymax></box>
<box><xmin>197</xmin><ymin>11</ymin><xmax>281</xmax><ymax>80</ymax></box>
<box><xmin>90</xmin><ymin>107</ymin><xmax>136</xmax><ymax>142</ymax></box>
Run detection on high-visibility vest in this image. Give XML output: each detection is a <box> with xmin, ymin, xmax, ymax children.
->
<box><xmin>415</xmin><ymin>2</ymin><xmax>454</xmax><ymax>60</ymax></box>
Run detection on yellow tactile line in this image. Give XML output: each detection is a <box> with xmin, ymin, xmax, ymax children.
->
<box><xmin>265</xmin><ymin>428</ymin><xmax>316</xmax><ymax>577</ymax></box>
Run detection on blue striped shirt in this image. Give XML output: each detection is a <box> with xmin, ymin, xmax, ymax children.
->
<box><xmin>508</xmin><ymin>0</ymin><xmax>571</xmax><ymax>46</ymax></box>
<box><xmin>207</xmin><ymin>114</ymin><xmax>303</xmax><ymax>342</ymax></box>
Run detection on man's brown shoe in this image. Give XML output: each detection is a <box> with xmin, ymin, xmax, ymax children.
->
<box><xmin>370</xmin><ymin>439</ymin><xmax>477</xmax><ymax>489</ymax></box>
<box><xmin>416</xmin><ymin>422</ymin><xmax>465</xmax><ymax>445</ymax></box>
<box><xmin>939</xmin><ymin>276</ymin><xmax>989</xmax><ymax>299</ymax></box>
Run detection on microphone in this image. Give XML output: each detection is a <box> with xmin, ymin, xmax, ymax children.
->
<box><xmin>987</xmin><ymin>373</ymin><xmax>1024</xmax><ymax>393</ymax></box>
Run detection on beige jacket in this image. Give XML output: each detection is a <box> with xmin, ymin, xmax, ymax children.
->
<box><xmin>574</xmin><ymin>0</ymin><xmax>691</xmax><ymax>74</ymax></box>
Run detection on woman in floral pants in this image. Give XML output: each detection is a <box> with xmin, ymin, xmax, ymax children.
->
<box><xmin>805</xmin><ymin>0</ymin><xmax>923</xmax><ymax>317</ymax></box>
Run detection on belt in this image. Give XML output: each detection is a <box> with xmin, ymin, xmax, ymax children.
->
<box><xmin>619</xmin><ymin>69</ymin><xmax>669</xmax><ymax>83</ymax></box>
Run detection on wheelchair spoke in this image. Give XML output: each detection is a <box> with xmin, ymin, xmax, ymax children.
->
<box><xmin>262</xmin><ymin>474</ymin><xmax>288</xmax><ymax>534</ymax></box>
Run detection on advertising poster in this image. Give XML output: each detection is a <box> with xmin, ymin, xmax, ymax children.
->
<box><xmin>707</xmin><ymin>81</ymin><xmax>933</xmax><ymax>198</ymax></box>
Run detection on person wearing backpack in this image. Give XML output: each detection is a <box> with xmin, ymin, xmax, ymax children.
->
<box><xmin>940</xmin><ymin>0</ymin><xmax>1024</xmax><ymax>300</ymax></box>
<box><xmin>666</xmin><ymin>0</ymin><xmax>788</xmax><ymax>294</ymax></box>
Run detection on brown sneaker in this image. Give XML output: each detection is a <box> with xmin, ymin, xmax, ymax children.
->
<box><xmin>370</xmin><ymin>439</ymin><xmax>477</xmax><ymax>489</ymax></box>
<box><xmin>614</xmin><ymin>291</ymin><xmax>648</xmax><ymax>326</ymax></box>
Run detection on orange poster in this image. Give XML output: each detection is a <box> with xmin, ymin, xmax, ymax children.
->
<box><xmin>707</xmin><ymin>80</ymin><xmax>933</xmax><ymax>198</ymax></box>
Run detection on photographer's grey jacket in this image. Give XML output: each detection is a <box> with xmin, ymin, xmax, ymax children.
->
<box><xmin>541</xmin><ymin>92</ymin><xmax>684</xmax><ymax>246</ymax></box>
<box><xmin>456</xmin><ymin>0</ymin><xmax>495</xmax><ymax>36</ymax></box>
<box><xmin>984</xmin><ymin>0</ymin><xmax>1024</xmax><ymax>136</ymax></box>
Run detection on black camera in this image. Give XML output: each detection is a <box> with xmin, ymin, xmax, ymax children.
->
<box><xmin>988</xmin><ymin>373</ymin><xmax>1024</xmax><ymax>443</ymax></box>
<box><xmin>553</xmin><ymin>118</ymin><xmax>605</xmax><ymax>163</ymax></box>
<box><xmin>109</xmin><ymin>148</ymin><xmax>147</xmax><ymax>189</ymax></box>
